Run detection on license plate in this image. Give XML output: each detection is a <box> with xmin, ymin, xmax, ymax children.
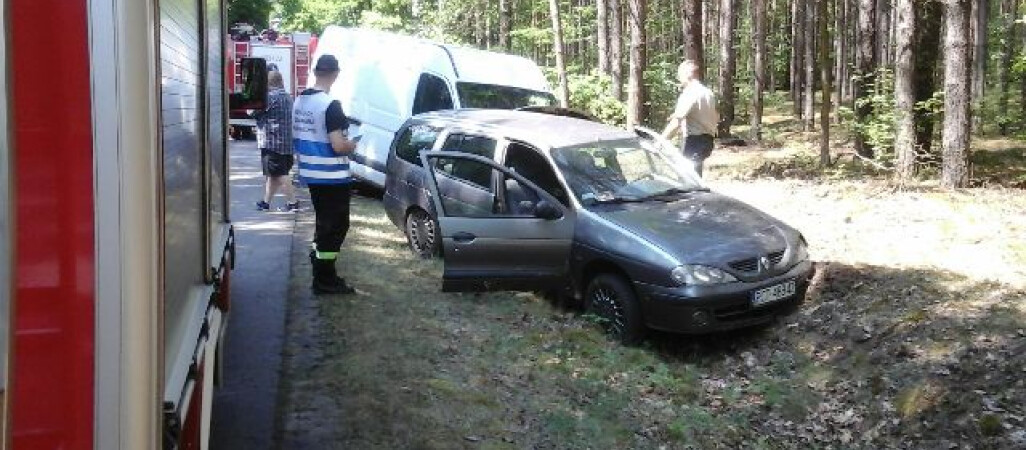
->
<box><xmin>752</xmin><ymin>280</ymin><xmax>796</xmax><ymax>307</ymax></box>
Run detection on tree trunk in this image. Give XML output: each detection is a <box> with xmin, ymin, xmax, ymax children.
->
<box><xmin>597</xmin><ymin>0</ymin><xmax>610</xmax><ymax>74</ymax></box>
<box><xmin>682</xmin><ymin>0</ymin><xmax>705</xmax><ymax>81</ymax></box>
<box><xmin>942</xmin><ymin>0</ymin><xmax>971</xmax><ymax>189</ymax></box>
<box><xmin>834</xmin><ymin>0</ymin><xmax>846</xmax><ymax>123</ymax></box>
<box><xmin>752</xmin><ymin>0</ymin><xmax>767</xmax><ymax>140</ymax></box>
<box><xmin>877</xmin><ymin>0</ymin><xmax>892</xmax><ymax>66</ymax></box>
<box><xmin>610</xmin><ymin>0</ymin><xmax>624</xmax><ymax>99</ymax></box>
<box><xmin>549</xmin><ymin>0</ymin><xmax>570</xmax><ymax>108</ymax></box>
<box><xmin>971</xmin><ymin>0</ymin><xmax>989</xmax><ymax>132</ymax></box>
<box><xmin>804</xmin><ymin>0</ymin><xmax>816</xmax><ymax>131</ymax></box>
<box><xmin>475</xmin><ymin>0</ymin><xmax>486</xmax><ymax>48</ymax></box>
<box><xmin>894</xmin><ymin>0</ymin><xmax>916</xmax><ymax>180</ymax></box>
<box><xmin>769</xmin><ymin>0</ymin><xmax>778</xmax><ymax>91</ymax></box>
<box><xmin>626</xmin><ymin>0</ymin><xmax>647</xmax><ymax>125</ymax></box>
<box><xmin>854</xmin><ymin>0</ymin><xmax>877</xmax><ymax>157</ymax></box>
<box><xmin>997</xmin><ymin>0</ymin><xmax>1018</xmax><ymax>135</ymax></box>
<box><xmin>913</xmin><ymin>0</ymin><xmax>942</xmax><ymax>156</ymax></box>
<box><xmin>718</xmin><ymin>0</ymin><xmax>738</xmax><ymax>136</ymax></box>
<box><xmin>820</xmin><ymin>0</ymin><xmax>832</xmax><ymax>165</ymax></box>
<box><xmin>791</xmin><ymin>0</ymin><xmax>804</xmax><ymax>117</ymax></box>
<box><xmin>499</xmin><ymin>0</ymin><xmax>511</xmax><ymax>51</ymax></box>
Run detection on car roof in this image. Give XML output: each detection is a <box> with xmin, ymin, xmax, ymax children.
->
<box><xmin>412</xmin><ymin>109</ymin><xmax>637</xmax><ymax>149</ymax></box>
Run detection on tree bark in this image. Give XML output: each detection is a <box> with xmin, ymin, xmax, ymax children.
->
<box><xmin>913</xmin><ymin>0</ymin><xmax>942</xmax><ymax>156</ymax></box>
<box><xmin>804</xmin><ymin>0</ymin><xmax>816</xmax><ymax>131</ymax></box>
<box><xmin>820</xmin><ymin>0</ymin><xmax>832</xmax><ymax>165</ymax></box>
<box><xmin>682</xmin><ymin>0</ymin><xmax>705</xmax><ymax>81</ymax></box>
<box><xmin>752</xmin><ymin>0</ymin><xmax>767</xmax><ymax>139</ymax></box>
<box><xmin>876</xmin><ymin>0</ymin><xmax>892</xmax><ymax>66</ymax></box>
<box><xmin>626</xmin><ymin>0</ymin><xmax>647</xmax><ymax>125</ymax></box>
<box><xmin>894</xmin><ymin>0</ymin><xmax>917</xmax><ymax>180</ymax></box>
<box><xmin>942</xmin><ymin>0</ymin><xmax>971</xmax><ymax>189</ymax></box>
<box><xmin>854</xmin><ymin>0</ymin><xmax>877</xmax><ymax>157</ymax></box>
<box><xmin>597</xmin><ymin>0</ymin><xmax>610</xmax><ymax>74</ymax></box>
<box><xmin>610</xmin><ymin>0</ymin><xmax>624</xmax><ymax>99</ymax></box>
<box><xmin>549</xmin><ymin>0</ymin><xmax>570</xmax><ymax>108</ymax></box>
<box><xmin>718</xmin><ymin>0</ymin><xmax>738</xmax><ymax>136</ymax></box>
<box><xmin>834</xmin><ymin>0</ymin><xmax>846</xmax><ymax>123</ymax></box>
<box><xmin>971</xmin><ymin>0</ymin><xmax>989</xmax><ymax>132</ymax></box>
<box><xmin>499</xmin><ymin>0</ymin><xmax>511</xmax><ymax>51</ymax></box>
<box><xmin>997</xmin><ymin>0</ymin><xmax>1019</xmax><ymax>135</ymax></box>
<box><xmin>791</xmin><ymin>0</ymin><xmax>805</xmax><ymax>117</ymax></box>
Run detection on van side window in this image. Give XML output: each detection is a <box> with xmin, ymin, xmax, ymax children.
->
<box><xmin>394</xmin><ymin>124</ymin><xmax>441</xmax><ymax>166</ymax></box>
<box><xmin>412</xmin><ymin>74</ymin><xmax>454</xmax><ymax>114</ymax></box>
<box><xmin>504</xmin><ymin>142</ymin><xmax>569</xmax><ymax>206</ymax></box>
<box><xmin>436</xmin><ymin>133</ymin><xmax>496</xmax><ymax>188</ymax></box>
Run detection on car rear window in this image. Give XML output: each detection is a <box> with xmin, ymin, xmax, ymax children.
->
<box><xmin>395</xmin><ymin>124</ymin><xmax>441</xmax><ymax>166</ymax></box>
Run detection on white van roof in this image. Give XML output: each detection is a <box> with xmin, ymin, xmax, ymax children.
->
<box><xmin>440</xmin><ymin>46</ymin><xmax>550</xmax><ymax>92</ymax></box>
<box><xmin>318</xmin><ymin>26</ymin><xmax>550</xmax><ymax>93</ymax></box>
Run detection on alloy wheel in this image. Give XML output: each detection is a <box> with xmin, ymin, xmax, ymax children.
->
<box><xmin>406</xmin><ymin>210</ymin><xmax>437</xmax><ymax>258</ymax></box>
<box><xmin>591</xmin><ymin>286</ymin><xmax>627</xmax><ymax>338</ymax></box>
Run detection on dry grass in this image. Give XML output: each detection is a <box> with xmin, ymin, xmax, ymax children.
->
<box><xmin>278</xmin><ymin>139</ymin><xmax>1026</xmax><ymax>448</ymax></box>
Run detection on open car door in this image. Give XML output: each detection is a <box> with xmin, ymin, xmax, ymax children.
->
<box><xmin>419</xmin><ymin>151</ymin><xmax>575</xmax><ymax>292</ymax></box>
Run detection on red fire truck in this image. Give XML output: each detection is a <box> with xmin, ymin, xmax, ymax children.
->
<box><xmin>227</xmin><ymin>33</ymin><xmax>316</xmax><ymax>138</ymax></box>
<box><xmin>2</xmin><ymin>0</ymin><xmax>266</xmax><ymax>448</ymax></box>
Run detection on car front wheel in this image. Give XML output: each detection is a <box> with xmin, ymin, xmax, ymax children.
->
<box><xmin>405</xmin><ymin>208</ymin><xmax>440</xmax><ymax>259</ymax></box>
<box><xmin>585</xmin><ymin>274</ymin><xmax>645</xmax><ymax>345</ymax></box>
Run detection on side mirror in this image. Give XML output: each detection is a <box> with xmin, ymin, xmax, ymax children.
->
<box><xmin>229</xmin><ymin>57</ymin><xmax>268</xmax><ymax>111</ymax></box>
<box><xmin>534</xmin><ymin>200</ymin><xmax>564</xmax><ymax>220</ymax></box>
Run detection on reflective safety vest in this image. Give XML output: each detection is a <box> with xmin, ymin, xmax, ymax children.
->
<box><xmin>292</xmin><ymin>91</ymin><xmax>351</xmax><ymax>185</ymax></box>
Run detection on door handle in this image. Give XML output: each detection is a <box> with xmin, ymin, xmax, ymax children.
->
<box><xmin>453</xmin><ymin>232</ymin><xmax>476</xmax><ymax>243</ymax></box>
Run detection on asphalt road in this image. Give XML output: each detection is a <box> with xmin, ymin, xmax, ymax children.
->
<box><xmin>210</xmin><ymin>139</ymin><xmax>294</xmax><ymax>449</ymax></box>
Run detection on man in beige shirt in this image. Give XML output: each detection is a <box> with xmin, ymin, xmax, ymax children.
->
<box><xmin>661</xmin><ymin>60</ymin><xmax>719</xmax><ymax>176</ymax></box>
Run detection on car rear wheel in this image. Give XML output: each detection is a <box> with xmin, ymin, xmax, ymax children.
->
<box><xmin>405</xmin><ymin>208</ymin><xmax>440</xmax><ymax>259</ymax></box>
<box><xmin>585</xmin><ymin>274</ymin><xmax>645</xmax><ymax>345</ymax></box>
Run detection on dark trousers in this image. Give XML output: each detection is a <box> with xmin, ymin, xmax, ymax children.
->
<box><xmin>682</xmin><ymin>134</ymin><xmax>715</xmax><ymax>176</ymax></box>
<box><xmin>308</xmin><ymin>184</ymin><xmax>351</xmax><ymax>255</ymax></box>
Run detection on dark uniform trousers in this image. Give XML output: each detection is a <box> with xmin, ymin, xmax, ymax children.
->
<box><xmin>308</xmin><ymin>184</ymin><xmax>351</xmax><ymax>255</ymax></box>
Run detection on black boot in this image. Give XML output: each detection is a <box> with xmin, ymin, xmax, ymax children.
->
<box><xmin>311</xmin><ymin>258</ymin><xmax>355</xmax><ymax>295</ymax></box>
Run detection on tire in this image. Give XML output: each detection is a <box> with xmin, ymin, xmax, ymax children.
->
<box><xmin>584</xmin><ymin>273</ymin><xmax>646</xmax><ymax>345</ymax></box>
<box><xmin>405</xmin><ymin>208</ymin><xmax>440</xmax><ymax>259</ymax></box>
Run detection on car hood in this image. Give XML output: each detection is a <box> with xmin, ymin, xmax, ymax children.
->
<box><xmin>591</xmin><ymin>192</ymin><xmax>795</xmax><ymax>265</ymax></box>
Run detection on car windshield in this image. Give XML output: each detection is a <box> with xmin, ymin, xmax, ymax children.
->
<box><xmin>551</xmin><ymin>139</ymin><xmax>705</xmax><ymax>204</ymax></box>
<box><xmin>456</xmin><ymin>82</ymin><xmax>557</xmax><ymax>109</ymax></box>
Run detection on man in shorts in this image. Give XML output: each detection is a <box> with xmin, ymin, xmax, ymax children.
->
<box><xmin>254</xmin><ymin>70</ymin><xmax>298</xmax><ymax>211</ymax></box>
<box><xmin>661</xmin><ymin>60</ymin><xmax>719</xmax><ymax>176</ymax></box>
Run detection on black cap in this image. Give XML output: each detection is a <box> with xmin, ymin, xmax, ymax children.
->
<box><xmin>314</xmin><ymin>55</ymin><xmax>339</xmax><ymax>73</ymax></box>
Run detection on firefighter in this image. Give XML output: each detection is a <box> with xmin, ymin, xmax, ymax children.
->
<box><xmin>292</xmin><ymin>54</ymin><xmax>358</xmax><ymax>295</ymax></box>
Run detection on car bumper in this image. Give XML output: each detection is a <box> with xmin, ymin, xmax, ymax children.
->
<box><xmin>635</xmin><ymin>260</ymin><xmax>815</xmax><ymax>334</ymax></box>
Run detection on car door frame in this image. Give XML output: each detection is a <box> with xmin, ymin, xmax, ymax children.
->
<box><xmin>419</xmin><ymin>150</ymin><xmax>576</xmax><ymax>292</ymax></box>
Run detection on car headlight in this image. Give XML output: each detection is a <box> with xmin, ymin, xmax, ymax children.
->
<box><xmin>794</xmin><ymin>234</ymin><xmax>810</xmax><ymax>262</ymax></box>
<box><xmin>671</xmin><ymin>265</ymin><xmax>739</xmax><ymax>286</ymax></box>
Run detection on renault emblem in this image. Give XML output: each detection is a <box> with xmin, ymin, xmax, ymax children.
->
<box><xmin>757</xmin><ymin>256</ymin><xmax>771</xmax><ymax>273</ymax></box>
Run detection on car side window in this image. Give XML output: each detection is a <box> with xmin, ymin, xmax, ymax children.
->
<box><xmin>436</xmin><ymin>134</ymin><xmax>496</xmax><ymax>188</ymax></box>
<box><xmin>394</xmin><ymin>124</ymin><xmax>441</xmax><ymax>166</ymax></box>
<box><xmin>432</xmin><ymin>158</ymin><xmax>547</xmax><ymax>218</ymax></box>
<box><xmin>412</xmin><ymin>73</ymin><xmax>454</xmax><ymax>115</ymax></box>
<box><xmin>504</xmin><ymin>142</ymin><xmax>570</xmax><ymax>206</ymax></box>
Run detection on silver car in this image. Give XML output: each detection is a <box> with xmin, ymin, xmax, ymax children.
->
<box><xmin>383</xmin><ymin>110</ymin><xmax>813</xmax><ymax>343</ymax></box>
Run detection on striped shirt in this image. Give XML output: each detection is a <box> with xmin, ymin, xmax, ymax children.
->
<box><xmin>254</xmin><ymin>88</ymin><xmax>294</xmax><ymax>154</ymax></box>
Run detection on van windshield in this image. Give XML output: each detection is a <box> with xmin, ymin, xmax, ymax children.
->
<box><xmin>456</xmin><ymin>82</ymin><xmax>557</xmax><ymax>109</ymax></box>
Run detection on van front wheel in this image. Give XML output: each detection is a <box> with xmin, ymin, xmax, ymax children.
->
<box><xmin>405</xmin><ymin>209</ymin><xmax>440</xmax><ymax>259</ymax></box>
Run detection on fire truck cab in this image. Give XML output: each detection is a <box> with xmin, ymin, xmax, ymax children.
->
<box><xmin>1</xmin><ymin>0</ymin><xmax>261</xmax><ymax>448</ymax></box>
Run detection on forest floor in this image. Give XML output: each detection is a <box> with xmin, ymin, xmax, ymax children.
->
<box><xmin>277</xmin><ymin>131</ymin><xmax>1026</xmax><ymax>449</ymax></box>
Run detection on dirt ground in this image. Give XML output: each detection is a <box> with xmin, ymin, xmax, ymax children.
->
<box><xmin>277</xmin><ymin>146</ymin><xmax>1025</xmax><ymax>449</ymax></box>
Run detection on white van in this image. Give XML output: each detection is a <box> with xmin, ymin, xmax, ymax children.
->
<box><xmin>311</xmin><ymin>26</ymin><xmax>557</xmax><ymax>187</ymax></box>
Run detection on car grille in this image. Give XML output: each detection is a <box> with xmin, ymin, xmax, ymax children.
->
<box><xmin>728</xmin><ymin>249</ymin><xmax>785</xmax><ymax>273</ymax></box>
